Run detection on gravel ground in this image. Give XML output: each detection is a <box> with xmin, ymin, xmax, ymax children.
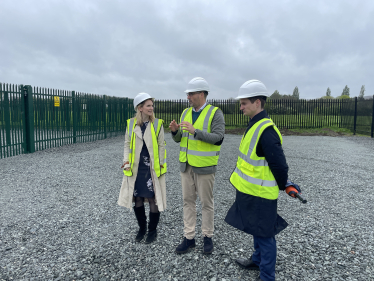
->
<box><xmin>1</xmin><ymin>134</ymin><xmax>374</xmax><ymax>281</ymax></box>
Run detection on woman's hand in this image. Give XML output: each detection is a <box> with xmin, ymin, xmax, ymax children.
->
<box><xmin>121</xmin><ymin>161</ymin><xmax>130</xmax><ymax>171</ymax></box>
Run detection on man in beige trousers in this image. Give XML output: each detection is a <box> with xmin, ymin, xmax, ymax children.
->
<box><xmin>169</xmin><ymin>77</ymin><xmax>225</xmax><ymax>254</ymax></box>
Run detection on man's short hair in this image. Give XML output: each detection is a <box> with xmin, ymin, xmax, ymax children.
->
<box><xmin>201</xmin><ymin>91</ymin><xmax>208</xmax><ymax>99</ymax></box>
<box><xmin>248</xmin><ymin>96</ymin><xmax>267</xmax><ymax>109</ymax></box>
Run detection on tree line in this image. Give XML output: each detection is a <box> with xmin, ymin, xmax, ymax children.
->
<box><xmin>270</xmin><ymin>85</ymin><xmax>367</xmax><ymax>100</ymax></box>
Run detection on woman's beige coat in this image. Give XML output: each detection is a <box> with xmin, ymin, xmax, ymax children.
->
<box><xmin>118</xmin><ymin>119</ymin><xmax>167</xmax><ymax>211</ymax></box>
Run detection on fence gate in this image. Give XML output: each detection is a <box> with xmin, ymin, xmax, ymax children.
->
<box><xmin>0</xmin><ymin>84</ymin><xmax>26</xmax><ymax>158</ymax></box>
<box><xmin>1</xmin><ymin>83</ymin><xmax>131</xmax><ymax>159</ymax></box>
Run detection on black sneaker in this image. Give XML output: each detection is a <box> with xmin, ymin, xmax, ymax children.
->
<box><xmin>235</xmin><ymin>257</ymin><xmax>260</xmax><ymax>271</ymax></box>
<box><xmin>175</xmin><ymin>237</ymin><xmax>195</xmax><ymax>254</ymax></box>
<box><xmin>203</xmin><ymin>236</ymin><xmax>213</xmax><ymax>254</ymax></box>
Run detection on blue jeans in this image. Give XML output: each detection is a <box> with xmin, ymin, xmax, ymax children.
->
<box><xmin>251</xmin><ymin>235</ymin><xmax>277</xmax><ymax>281</ymax></box>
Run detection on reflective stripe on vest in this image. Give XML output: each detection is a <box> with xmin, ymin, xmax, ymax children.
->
<box><xmin>124</xmin><ymin>118</ymin><xmax>167</xmax><ymax>177</ymax></box>
<box><xmin>238</xmin><ymin>120</ymin><xmax>272</xmax><ymax>167</ymax></box>
<box><xmin>233</xmin><ymin>167</ymin><xmax>277</xmax><ymax>187</ymax></box>
<box><xmin>152</xmin><ymin>118</ymin><xmax>167</xmax><ymax>166</ymax></box>
<box><xmin>230</xmin><ymin>118</ymin><xmax>282</xmax><ymax>200</ymax></box>
<box><xmin>179</xmin><ymin>105</ymin><xmax>221</xmax><ymax>167</ymax></box>
<box><xmin>151</xmin><ymin>118</ymin><xmax>167</xmax><ymax>177</ymax></box>
<box><xmin>124</xmin><ymin>118</ymin><xmax>137</xmax><ymax>176</ymax></box>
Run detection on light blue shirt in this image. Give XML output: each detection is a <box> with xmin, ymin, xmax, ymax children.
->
<box><xmin>192</xmin><ymin>102</ymin><xmax>207</xmax><ymax>112</ymax></box>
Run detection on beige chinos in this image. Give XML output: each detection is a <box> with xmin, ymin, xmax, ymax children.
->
<box><xmin>181</xmin><ymin>164</ymin><xmax>215</xmax><ymax>239</ymax></box>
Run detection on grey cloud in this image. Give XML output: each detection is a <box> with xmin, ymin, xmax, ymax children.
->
<box><xmin>1</xmin><ymin>0</ymin><xmax>373</xmax><ymax>100</ymax></box>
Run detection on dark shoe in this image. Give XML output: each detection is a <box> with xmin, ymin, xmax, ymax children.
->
<box><xmin>135</xmin><ymin>228</ymin><xmax>147</xmax><ymax>242</ymax></box>
<box><xmin>145</xmin><ymin>229</ymin><xmax>157</xmax><ymax>244</ymax></box>
<box><xmin>175</xmin><ymin>237</ymin><xmax>196</xmax><ymax>254</ymax></box>
<box><xmin>134</xmin><ymin>206</ymin><xmax>147</xmax><ymax>242</ymax></box>
<box><xmin>203</xmin><ymin>236</ymin><xmax>213</xmax><ymax>254</ymax></box>
<box><xmin>145</xmin><ymin>212</ymin><xmax>160</xmax><ymax>244</ymax></box>
<box><xmin>235</xmin><ymin>257</ymin><xmax>260</xmax><ymax>271</ymax></box>
<box><xmin>255</xmin><ymin>277</ymin><xmax>264</xmax><ymax>281</ymax></box>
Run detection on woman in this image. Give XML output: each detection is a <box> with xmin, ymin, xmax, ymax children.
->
<box><xmin>118</xmin><ymin>93</ymin><xmax>167</xmax><ymax>244</ymax></box>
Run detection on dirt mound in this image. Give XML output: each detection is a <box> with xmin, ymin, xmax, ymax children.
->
<box><xmin>280</xmin><ymin>127</ymin><xmax>348</xmax><ymax>137</ymax></box>
<box><xmin>224</xmin><ymin>127</ymin><xmax>247</xmax><ymax>135</ymax></box>
<box><xmin>225</xmin><ymin>127</ymin><xmax>350</xmax><ymax>137</ymax></box>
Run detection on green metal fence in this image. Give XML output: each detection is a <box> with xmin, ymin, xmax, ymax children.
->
<box><xmin>340</xmin><ymin>97</ymin><xmax>374</xmax><ymax>136</ymax></box>
<box><xmin>154</xmin><ymin>97</ymin><xmax>374</xmax><ymax>135</ymax></box>
<box><xmin>0</xmin><ymin>84</ymin><xmax>25</xmax><ymax>158</ymax></box>
<box><xmin>1</xmin><ymin>83</ymin><xmax>132</xmax><ymax>159</ymax></box>
<box><xmin>1</xmin><ymin>82</ymin><xmax>373</xmax><ymax>159</ymax></box>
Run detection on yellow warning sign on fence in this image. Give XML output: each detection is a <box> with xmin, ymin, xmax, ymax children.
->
<box><xmin>54</xmin><ymin>96</ymin><xmax>60</xmax><ymax>107</ymax></box>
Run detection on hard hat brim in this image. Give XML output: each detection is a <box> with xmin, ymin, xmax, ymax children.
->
<box><xmin>234</xmin><ymin>92</ymin><xmax>269</xmax><ymax>100</ymax></box>
<box><xmin>184</xmin><ymin>88</ymin><xmax>209</xmax><ymax>93</ymax></box>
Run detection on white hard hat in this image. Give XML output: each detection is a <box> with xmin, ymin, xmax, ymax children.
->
<box><xmin>133</xmin><ymin>92</ymin><xmax>153</xmax><ymax>110</ymax></box>
<box><xmin>184</xmin><ymin>77</ymin><xmax>210</xmax><ymax>93</ymax></box>
<box><xmin>234</xmin><ymin>80</ymin><xmax>270</xmax><ymax>100</ymax></box>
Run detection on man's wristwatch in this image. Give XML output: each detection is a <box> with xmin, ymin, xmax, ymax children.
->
<box><xmin>194</xmin><ymin>129</ymin><xmax>197</xmax><ymax>138</ymax></box>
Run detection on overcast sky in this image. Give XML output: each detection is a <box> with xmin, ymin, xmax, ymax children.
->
<box><xmin>1</xmin><ymin>0</ymin><xmax>373</xmax><ymax>100</ymax></box>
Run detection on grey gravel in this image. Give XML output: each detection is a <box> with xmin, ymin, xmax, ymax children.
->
<box><xmin>1</xmin><ymin>134</ymin><xmax>374</xmax><ymax>281</ymax></box>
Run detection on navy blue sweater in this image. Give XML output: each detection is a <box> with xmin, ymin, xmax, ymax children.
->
<box><xmin>245</xmin><ymin>110</ymin><xmax>289</xmax><ymax>190</ymax></box>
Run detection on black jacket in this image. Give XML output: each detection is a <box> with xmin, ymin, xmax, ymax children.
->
<box><xmin>225</xmin><ymin>110</ymin><xmax>289</xmax><ymax>237</ymax></box>
<box><xmin>245</xmin><ymin>110</ymin><xmax>289</xmax><ymax>190</ymax></box>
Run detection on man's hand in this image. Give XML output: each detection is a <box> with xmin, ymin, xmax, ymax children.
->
<box><xmin>285</xmin><ymin>180</ymin><xmax>307</xmax><ymax>203</ymax></box>
<box><xmin>285</xmin><ymin>180</ymin><xmax>301</xmax><ymax>198</ymax></box>
<box><xmin>169</xmin><ymin>120</ymin><xmax>180</xmax><ymax>132</ymax></box>
<box><xmin>180</xmin><ymin>121</ymin><xmax>195</xmax><ymax>135</ymax></box>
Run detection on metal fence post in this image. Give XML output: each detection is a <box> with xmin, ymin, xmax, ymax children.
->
<box><xmin>125</xmin><ymin>97</ymin><xmax>130</xmax><ymax>132</ymax></box>
<box><xmin>123</xmin><ymin>98</ymin><xmax>127</xmax><ymax>132</ymax></box>
<box><xmin>66</xmin><ymin>97</ymin><xmax>70</xmax><ymax>132</ymax></box>
<box><xmin>371</xmin><ymin>95</ymin><xmax>374</xmax><ymax>138</ymax></box>
<box><xmin>3</xmin><ymin>91</ymin><xmax>11</xmax><ymax>153</ymax></box>
<box><xmin>103</xmin><ymin>95</ymin><xmax>107</xmax><ymax>139</ymax></box>
<box><xmin>20</xmin><ymin>84</ymin><xmax>27</xmax><ymax>153</ymax></box>
<box><xmin>353</xmin><ymin>97</ymin><xmax>357</xmax><ymax>135</ymax></box>
<box><xmin>72</xmin><ymin>91</ymin><xmax>77</xmax><ymax>143</ymax></box>
<box><xmin>23</xmin><ymin>85</ymin><xmax>35</xmax><ymax>153</ymax></box>
<box><xmin>339</xmin><ymin>100</ymin><xmax>342</xmax><ymax>128</ymax></box>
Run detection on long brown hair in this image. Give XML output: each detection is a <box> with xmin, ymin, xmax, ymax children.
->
<box><xmin>134</xmin><ymin>98</ymin><xmax>155</xmax><ymax>126</ymax></box>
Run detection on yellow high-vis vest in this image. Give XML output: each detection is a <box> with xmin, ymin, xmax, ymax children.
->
<box><xmin>230</xmin><ymin>118</ymin><xmax>282</xmax><ymax>200</ymax></box>
<box><xmin>124</xmin><ymin>118</ymin><xmax>167</xmax><ymax>177</ymax></box>
<box><xmin>179</xmin><ymin>105</ymin><xmax>221</xmax><ymax>167</ymax></box>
